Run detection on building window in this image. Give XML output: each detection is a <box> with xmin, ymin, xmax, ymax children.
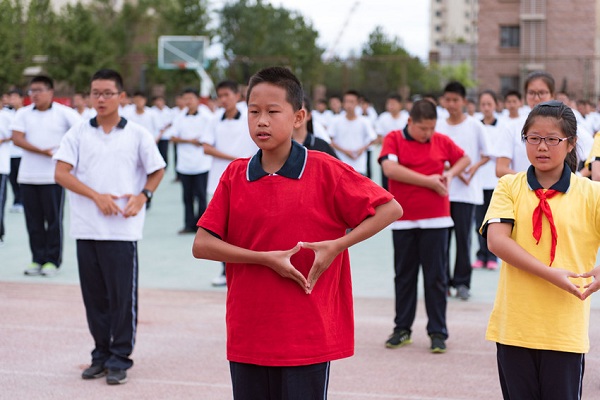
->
<box><xmin>500</xmin><ymin>26</ymin><xmax>520</xmax><ymax>48</ymax></box>
<box><xmin>436</xmin><ymin>10</ymin><xmax>442</xmax><ymax>17</ymax></box>
<box><xmin>500</xmin><ymin>76</ymin><xmax>520</xmax><ymax>94</ymax></box>
<box><xmin>435</xmin><ymin>25</ymin><xmax>442</xmax><ymax>33</ymax></box>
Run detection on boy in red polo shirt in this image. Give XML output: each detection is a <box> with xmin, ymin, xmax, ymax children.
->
<box><xmin>192</xmin><ymin>67</ymin><xmax>402</xmax><ymax>400</ymax></box>
<box><xmin>379</xmin><ymin>100</ymin><xmax>470</xmax><ymax>353</ymax></box>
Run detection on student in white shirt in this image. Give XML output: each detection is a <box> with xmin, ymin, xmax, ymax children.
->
<box><xmin>329</xmin><ymin>90</ymin><xmax>377</xmax><ymax>175</ymax></box>
<box><xmin>0</xmin><ymin>107</ymin><xmax>11</xmax><ymax>244</ymax></box>
<box><xmin>152</xmin><ymin>95</ymin><xmax>174</xmax><ymax>167</ymax></box>
<box><xmin>3</xmin><ymin>89</ymin><xmax>24</xmax><ymax>213</ymax></box>
<box><xmin>311</xmin><ymin>99</ymin><xmax>333</xmax><ymax>129</ymax></box>
<box><xmin>170</xmin><ymin>88</ymin><xmax>213</xmax><ymax>234</ymax></box>
<box><xmin>73</xmin><ymin>92</ymin><xmax>96</xmax><ymax>120</ymax></box>
<box><xmin>436</xmin><ymin>81</ymin><xmax>490</xmax><ymax>301</ymax></box>
<box><xmin>11</xmin><ymin>75</ymin><xmax>82</xmax><ymax>276</ymax></box>
<box><xmin>375</xmin><ymin>94</ymin><xmax>409</xmax><ymax>189</ymax></box>
<box><xmin>122</xmin><ymin>92</ymin><xmax>160</xmax><ymax>142</ymax></box>
<box><xmin>203</xmin><ymin>80</ymin><xmax>258</xmax><ymax>286</ymax></box>
<box><xmin>55</xmin><ymin>69</ymin><xmax>165</xmax><ymax>385</ymax></box>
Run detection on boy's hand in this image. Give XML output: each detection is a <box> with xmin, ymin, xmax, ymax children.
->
<box><xmin>427</xmin><ymin>174</ymin><xmax>448</xmax><ymax>196</ymax></box>
<box><xmin>579</xmin><ymin>265</ymin><xmax>600</xmax><ymax>300</ymax></box>
<box><xmin>264</xmin><ymin>243</ymin><xmax>309</xmax><ymax>292</ymax></box>
<box><xmin>122</xmin><ymin>193</ymin><xmax>146</xmax><ymax>218</ymax></box>
<box><xmin>301</xmin><ymin>240</ymin><xmax>342</xmax><ymax>294</ymax></box>
<box><xmin>94</xmin><ymin>193</ymin><xmax>123</xmax><ymax>216</ymax></box>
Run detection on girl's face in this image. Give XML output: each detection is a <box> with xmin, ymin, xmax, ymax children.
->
<box><xmin>525</xmin><ymin>78</ymin><xmax>553</xmax><ymax>108</ymax></box>
<box><xmin>525</xmin><ymin>116</ymin><xmax>574</xmax><ymax>177</ymax></box>
<box><xmin>479</xmin><ymin>93</ymin><xmax>497</xmax><ymax>119</ymax></box>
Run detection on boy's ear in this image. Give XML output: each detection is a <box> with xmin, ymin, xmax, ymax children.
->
<box><xmin>294</xmin><ymin>108</ymin><xmax>307</xmax><ymax>128</ymax></box>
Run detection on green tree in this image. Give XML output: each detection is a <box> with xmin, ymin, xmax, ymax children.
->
<box><xmin>23</xmin><ymin>0</ymin><xmax>55</xmax><ymax>65</ymax></box>
<box><xmin>47</xmin><ymin>2</ymin><xmax>120</xmax><ymax>91</ymax></box>
<box><xmin>0</xmin><ymin>0</ymin><xmax>26</xmax><ymax>89</ymax></box>
<box><xmin>358</xmin><ymin>26</ymin><xmax>427</xmax><ymax>108</ymax></box>
<box><xmin>218</xmin><ymin>0</ymin><xmax>323</xmax><ymax>88</ymax></box>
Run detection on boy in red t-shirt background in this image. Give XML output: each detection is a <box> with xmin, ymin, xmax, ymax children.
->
<box><xmin>379</xmin><ymin>100</ymin><xmax>470</xmax><ymax>353</ymax></box>
<box><xmin>192</xmin><ymin>66</ymin><xmax>403</xmax><ymax>399</ymax></box>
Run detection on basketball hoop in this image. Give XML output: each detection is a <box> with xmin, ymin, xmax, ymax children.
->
<box><xmin>176</xmin><ymin>62</ymin><xmax>187</xmax><ymax>70</ymax></box>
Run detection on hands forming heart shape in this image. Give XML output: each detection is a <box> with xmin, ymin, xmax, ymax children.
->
<box><xmin>555</xmin><ymin>266</ymin><xmax>600</xmax><ymax>301</ymax></box>
<box><xmin>265</xmin><ymin>241</ymin><xmax>342</xmax><ymax>295</ymax></box>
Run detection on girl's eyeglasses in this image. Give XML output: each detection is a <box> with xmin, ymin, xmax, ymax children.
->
<box><xmin>523</xmin><ymin>135</ymin><xmax>569</xmax><ymax>146</ymax></box>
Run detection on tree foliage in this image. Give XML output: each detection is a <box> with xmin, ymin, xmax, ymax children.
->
<box><xmin>0</xmin><ymin>0</ymin><xmax>25</xmax><ymax>89</ymax></box>
<box><xmin>218</xmin><ymin>0</ymin><xmax>323</xmax><ymax>88</ymax></box>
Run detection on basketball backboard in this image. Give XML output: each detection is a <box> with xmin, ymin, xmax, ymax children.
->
<box><xmin>158</xmin><ymin>36</ymin><xmax>208</xmax><ymax>70</ymax></box>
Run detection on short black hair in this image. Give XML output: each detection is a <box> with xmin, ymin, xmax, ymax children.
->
<box><xmin>410</xmin><ymin>99</ymin><xmax>437</xmax><ymax>122</ymax></box>
<box><xmin>504</xmin><ymin>90</ymin><xmax>522</xmax><ymax>101</ymax></box>
<box><xmin>246</xmin><ymin>66</ymin><xmax>303</xmax><ymax>111</ymax></box>
<box><xmin>343</xmin><ymin>90</ymin><xmax>360</xmax><ymax>100</ymax></box>
<box><xmin>91</xmin><ymin>69</ymin><xmax>124</xmax><ymax>92</ymax></box>
<box><xmin>387</xmin><ymin>94</ymin><xmax>403</xmax><ymax>103</ymax></box>
<box><xmin>181</xmin><ymin>88</ymin><xmax>200</xmax><ymax>97</ymax></box>
<box><xmin>8</xmin><ymin>88</ymin><xmax>23</xmax><ymax>97</ymax></box>
<box><xmin>132</xmin><ymin>91</ymin><xmax>146</xmax><ymax>98</ymax></box>
<box><xmin>30</xmin><ymin>75</ymin><xmax>54</xmax><ymax>90</ymax></box>
<box><xmin>443</xmin><ymin>81</ymin><xmax>466</xmax><ymax>98</ymax></box>
<box><xmin>216</xmin><ymin>80</ymin><xmax>239</xmax><ymax>93</ymax></box>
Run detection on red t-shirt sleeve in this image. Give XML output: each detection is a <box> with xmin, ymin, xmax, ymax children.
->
<box><xmin>378</xmin><ymin>130</ymin><xmax>401</xmax><ymax>163</ymax></box>
<box><xmin>333</xmin><ymin>168</ymin><xmax>394</xmax><ymax>228</ymax></box>
<box><xmin>441</xmin><ymin>134</ymin><xmax>466</xmax><ymax>165</ymax></box>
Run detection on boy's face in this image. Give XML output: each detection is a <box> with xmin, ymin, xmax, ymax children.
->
<box><xmin>29</xmin><ymin>82</ymin><xmax>53</xmax><ymax>109</ymax></box>
<box><xmin>504</xmin><ymin>95</ymin><xmax>521</xmax><ymax>113</ymax></box>
<box><xmin>406</xmin><ymin>117</ymin><xmax>436</xmax><ymax>143</ymax></box>
<box><xmin>90</xmin><ymin>79</ymin><xmax>123</xmax><ymax>118</ymax></box>
<box><xmin>342</xmin><ymin>94</ymin><xmax>358</xmax><ymax>114</ymax></box>
<box><xmin>133</xmin><ymin>95</ymin><xmax>146</xmax><ymax>109</ymax></box>
<box><xmin>386</xmin><ymin>98</ymin><xmax>401</xmax><ymax>114</ymax></box>
<box><xmin>73</xmin><ymin>94</ymin><xmax>85</xmax><ymax>108</ymax></box>
<box><xmin>247</xmin><ymin>82</ymin><xmax>305</xmax><ymax>152</ymax></box>
<box><xmin>8</xmin><ymin>93</ymin><xmax>23</xmax><ymax>109</ymax></box>
<box><xmin>443</xmin><ymin>92</ymin><xmax>465</xmax><ymax>117</ymax></box>
<box><xmin>182</xmin><ymin>93</ymin><xmax>199</xmax><ymax>110</ymax></box>
<box><xmin>329</xmin><ymin>98</ymin><xmax>341</xmax><ymax>112</ymax></box>
<box><xmin>153</xmin><ymin>97</ymin><xmax>165</xmax><ymax>109</ymax></box>
<box><xmin>315</xmin><ymin>102</ymin><xmax>327</xmax><ymax>112</ymax></box>
<box><xmin>217</xmin><ymin>87</ymin><xmax>240</xmax><ymax>112</ymax></box>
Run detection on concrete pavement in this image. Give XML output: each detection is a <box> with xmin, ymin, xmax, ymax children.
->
<box><xmin>2</xmin><ymin>156</ymin><xmax>600</xmax><ymax>399</ymax></box>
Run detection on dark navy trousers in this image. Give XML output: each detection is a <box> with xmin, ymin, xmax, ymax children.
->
<box><xmin>77</xmin><ymin>240</ymin><xmax>138</xmax><ymax>371</ymax></box>
<box><xmin>392</xmin><ymin>228</ymin><xmax>449</xmax><ymax>338</ymax></box>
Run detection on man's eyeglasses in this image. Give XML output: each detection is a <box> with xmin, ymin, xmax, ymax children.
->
<box><xmin>27</xmin><ymin>88</ymin><xmax>48</xmax><ymax>95</ymax></box>
<box><xmin>523</xmin><ymin>135</ymin><xmax>569</xmax><ymax>146</ymax></box>
<box><xmin>90</xmin><ymin>91</ymin><xmax>120</xmax><ymax>99</ymax></box>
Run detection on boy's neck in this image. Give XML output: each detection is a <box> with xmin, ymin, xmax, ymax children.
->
<box><xmin>96</xmin><ymin>112</ymin><xmax>121</xmax><ymax>134</ymax></box>
<box><xmin>446</xmin><ymin>113</ymin><xmax>466</xmax><ymax>125</ymax></box>
<box><xmin>261</xmin><ymin>141</ymin><xmax>293</xmax><ymax>175</ymax></box>
<box><xmin>223</xmin><ymin>107</ymin><xmax>238</xmax><ymax>119</ymax></box>
<box><xmin>509</xmin><ymin>110</ymin><xmax>519</xmax><ymax>118</ymax></box>
<box><xmin>345</xmin><ymin>111</ymin><xmax>357</xmax><ymax>120</ymax></box>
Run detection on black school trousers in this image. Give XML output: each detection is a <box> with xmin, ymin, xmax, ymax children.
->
<box><xmin>21</xmin><ymin>184</ymin><xmax>65</xmax><ymax>266</ymax></box>
<box><xmin>447</xmin><ymin>201</ymin><xmax>475</xmax><ymax>288</ymax></box>
<box><xmin>392</xmin><ymin>228</ymin><xmax>448</xmax><ymax>338</ymax></box>
<box><xmin>230</xmin><ymin>361</ymin><xmax>330</xmax><ymax>400</ymax></box>
<box><xmin>77</xmin><ymin>240</ymin><xmax>138</xmax><ymax>371</ymax></box>
<box><xmin>496</xmin><ymin>343</ymin><xmax>584</xmax><ymax>400</ymax></box>
<box><xmin>179</xmin><ymin>172</ymin><xmax>208</xmax><ymax>230</ymax></box>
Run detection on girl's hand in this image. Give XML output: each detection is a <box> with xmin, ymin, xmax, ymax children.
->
<box><xmin>263</xmin><ymin>243</ymin><xmax>309</xmax><ymax>293</ymax></box>
<box><xmin>579</xmin><ymin>265</ymin><xmax>600</xmax><ymax>300</ymax></box>
<box><xmin>301</xmin><ymin>240</ymin><xmax>342</xmax><ymax>294</ymax></box>
<box><xmin>545</xmin><ymin>267</ymin><xmax>584</xmax><ymax>300</ymax></box>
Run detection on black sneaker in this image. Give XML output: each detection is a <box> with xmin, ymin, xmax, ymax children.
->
<box><xmin>106</xmin><ymin>369</ymin><xmax>127</xmax><ymax>385</ymax></box>
<box><xmin>430</xmin><ymin>334</ymin><xmax>447</xmax><ymax>354</ymax></box>
<box><xmin>82</xmin><ymin>364</ymin><xmax>106</xmax><ymax>379</ymax></box>
<box><xmin>385</xmin><ymin>329</ymin><xmax>412</xmax><ymax>349</ymax></box>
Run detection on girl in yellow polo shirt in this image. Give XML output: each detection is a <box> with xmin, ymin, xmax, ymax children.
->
<box><xmin>481</xmin><ymin>100</ymin><xmax>600</xmax><ymax>400</ymax></box>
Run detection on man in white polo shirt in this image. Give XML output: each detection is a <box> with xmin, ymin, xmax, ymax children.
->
<box><xmin>170</xmin><ymin>88</ymin><xmax>213</xmax><ymax>234</ymax></box>
<box><xmin>11</xmin><ymin>75</ymin><xmax>82</xmax><ymax>276</ymax></box>
<box><xmin>54</xmin><ymin>69</ymin><xmax>165</xmax><ymax>385</ymax></box>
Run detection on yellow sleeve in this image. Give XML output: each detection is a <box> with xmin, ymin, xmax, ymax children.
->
<box><xmin>585</xmin><ymin>132</ymin><xmax>600</xmax><ymax>167</ymax></box>
<box><xmin>479</xmin><ymin>175</ymin><xmax>517</xmax><ymax>237</ymax></box>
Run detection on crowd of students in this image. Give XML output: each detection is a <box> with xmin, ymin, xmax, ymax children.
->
<box><xmin>2</xmin><ymin>68</ymin><xmax>600</xmax><ymax>399</ymax></box>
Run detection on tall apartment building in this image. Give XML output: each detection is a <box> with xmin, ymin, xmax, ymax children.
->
<box><xmin>477</xmin><ymin>0</ymin><xmax>600</xmax><ymax>100</ymax></box>
<box><xmin>429</xmin><ymin>0</ymin><xmax>479</xmax><ymax>65</ymax></box>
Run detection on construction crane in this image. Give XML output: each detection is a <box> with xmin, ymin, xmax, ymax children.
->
<box><xmin>324</xmin><ymin>1</ymin><xmax>360</xmax><ymax>61</ymax></box>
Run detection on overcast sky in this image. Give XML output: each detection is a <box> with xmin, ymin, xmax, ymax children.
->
<box><xmin>208</xmin><ymin>0</ymin><xmax>431</xmax><ymax>61</ymax></box>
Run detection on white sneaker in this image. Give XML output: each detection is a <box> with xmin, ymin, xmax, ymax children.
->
<box><xmin>40</xmin><ymin>262</ymin><xmax>59</xmax><ymax>277</ymax></box>
<box><xmin>24</xmin><ymin>263</ymin><xmax>42</xmax><ymax>276</ymax></box>
<box><xmin>211</xmin><ymin>274</ymin><xmax>227</xmax><ymax>287</ymax></box>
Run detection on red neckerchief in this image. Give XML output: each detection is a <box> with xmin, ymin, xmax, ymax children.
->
<box><xmin>532</xmin><ymin>189</ymin><xmax>560</xmax><ymax>266</ymax></box>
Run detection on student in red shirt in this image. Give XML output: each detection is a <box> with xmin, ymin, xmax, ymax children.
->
<box><xmin>379</xmin><ymin>100</ymin><xmax>470</xmax><ymax>353</ymax></box>
<box><xmin>192</xmin><ymin>66</ymin><xmax>403</xmax><ymax>400</ymax></box>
